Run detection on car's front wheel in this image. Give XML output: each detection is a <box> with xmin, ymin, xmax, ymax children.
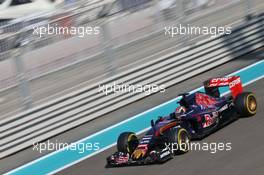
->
<box><xmin>117</xmin><ymin>132</ymin><xmax>139</xmax><ymax>154</ymax></box>
<box><xmin>166</xmin><ymin>128</ymin><xmax>190</xmax><ymax>155</ymax></box>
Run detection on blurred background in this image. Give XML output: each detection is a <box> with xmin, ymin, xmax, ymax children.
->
<box><xmin>0</xmin><ymin>0</ymin><xmax>264</xmax><ymax>119</ymax></box>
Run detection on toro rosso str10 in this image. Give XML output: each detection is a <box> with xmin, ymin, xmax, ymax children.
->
<box><xmin>106</xmin><ymin>76</ymin><xmax>257</xmax><ymax>166</ymax></box>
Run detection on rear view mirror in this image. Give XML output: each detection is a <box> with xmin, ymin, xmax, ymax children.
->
<box><xmin>151</xmin><ymin>120</ymin><xmax>155</xmax><ymax>127</ymax></box>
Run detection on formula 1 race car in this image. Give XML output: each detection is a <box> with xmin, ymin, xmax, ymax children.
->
<box><xmin>106</xmin><ymin>76</ymin><xmax>257</xmax><ymax>166</ymax></box>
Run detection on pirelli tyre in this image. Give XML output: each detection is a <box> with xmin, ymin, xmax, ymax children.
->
<box><xmin>166</xmin><ymin>128</ymin><xmax>190</xmax><ymax>155</ymax></box>
<box><xmin>117</xmin><ymin>132</ymin><xmax>139</xmax><ymax>154</ymax></box>
<box><xmin>234</xmin><ymin>92</ymin><xmax>257</xmax><ymax>117</ymax></box>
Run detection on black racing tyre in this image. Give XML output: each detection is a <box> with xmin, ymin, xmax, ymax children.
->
<box><xmin>166</xmin><ymin>128</ymin><xmax>190</xmax><ymax>155</ymax></box>
<box><xmin>117</xmin><ymin>132</ymin><xmax>139</xmax><ymax>154</ymax></box>
<box><xmin>234</xmin><ymin>92</ymin><xmax>257</xmax><ymax>117</ymax></box>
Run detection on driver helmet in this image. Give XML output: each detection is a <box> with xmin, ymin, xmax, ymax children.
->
<box><xmin>175</xmin><ymin>106</ymin><xmax>187</xmax><ymax>114</ymax></box>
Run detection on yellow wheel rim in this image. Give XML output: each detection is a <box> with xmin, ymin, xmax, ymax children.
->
<box><xmin>246</xmin><ymin>94</ymin><xmax>257</xmax><ymax>114</ymax></box>
<box><xmin>177</xmin><ymin>129</ymin><xmax>189</xmax><ymax>152</ymax></box>
<box><xmin>127</xmin><ymin>134</ymin><xmax>137</xmax><ymax>153</ymax></box>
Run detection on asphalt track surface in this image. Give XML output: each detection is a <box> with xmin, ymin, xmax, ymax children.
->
<box><xmin>57</xmin><ymin>69</ymin><xmax>264</xmax><ymax>175</ymax></box>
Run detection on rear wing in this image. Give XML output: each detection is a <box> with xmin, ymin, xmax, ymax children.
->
<box><xmin>204</xmin><ymin>76</ymin><xmax>243</xmax><ymax>98</ymax></box>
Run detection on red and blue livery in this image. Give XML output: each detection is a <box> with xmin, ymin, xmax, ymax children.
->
<box><xmin>106</xmin><ymin>76</ymin><xmax>257</xmax><ymax>166</ymax></box>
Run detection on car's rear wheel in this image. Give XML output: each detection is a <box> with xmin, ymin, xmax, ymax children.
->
<box><xmin>234</xmin><ymin>92</ymin><xmax>257</xmax><ymax>117</ymax></box>
<box><xmin>166</xmin><ymin>128</ymin><xmax>190</xmax><ymax>155</ymax></box>
<box><xmin>117</xmin><ymin>132</ymin><xmax>139</xmax><ymax>154</ymax></box>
